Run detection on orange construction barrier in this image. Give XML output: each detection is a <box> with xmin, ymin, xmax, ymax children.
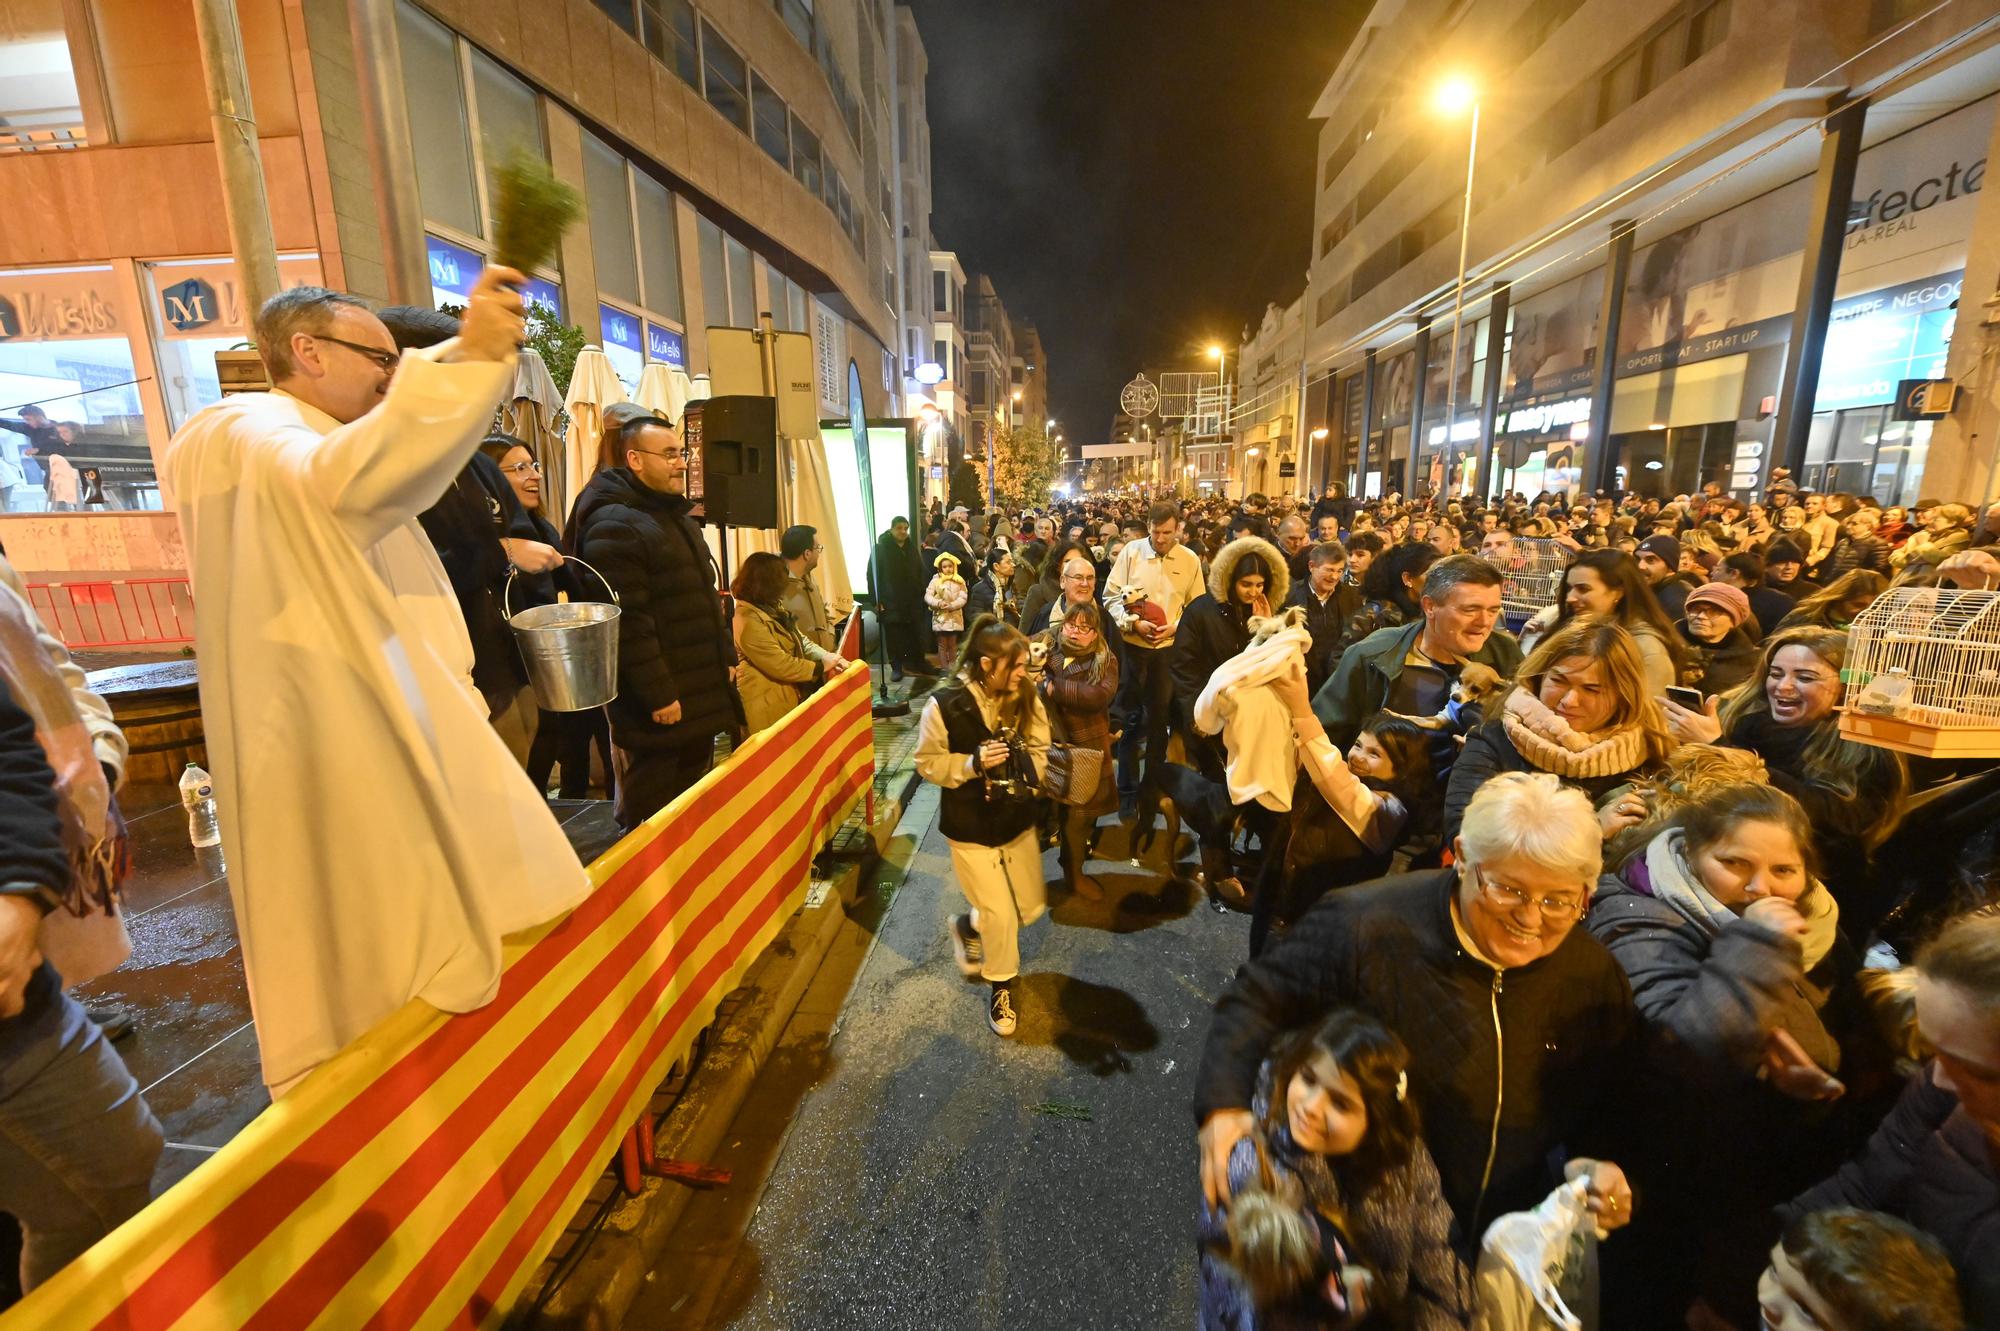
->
<box><xmin>0</xmin><ymin>663</ymin><xmax>873</xmax><ymax>1330</ymax></box>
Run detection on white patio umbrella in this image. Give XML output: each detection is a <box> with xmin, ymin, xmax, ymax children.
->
<box><xmin>560</xmin><ymin>345</ymin><xmax>627</xmax><ymax>521</ymax></box>
<box><xmin>502</xmin><ymin>347</ymin><xmax>565</xmax><ymax>512</ymax></box>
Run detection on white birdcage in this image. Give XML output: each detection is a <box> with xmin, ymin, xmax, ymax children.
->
<box><xmin>1839</xmin><ymin>586</ymin><xmax>2000</xmax><ymax>757</ymax></box>
<box><xmin>1499</xmin><ymin>538</ymin><xmax>1570</xmax><ymax>627</ymax></box>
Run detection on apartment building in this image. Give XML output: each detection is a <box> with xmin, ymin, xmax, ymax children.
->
<box><xmin>1303</xmin><ymin>0</ymin><xmax>2000</xmax><ymax>505</ymax></box>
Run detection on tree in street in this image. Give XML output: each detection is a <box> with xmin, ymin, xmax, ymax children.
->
<box><xmin>990</xmin><ymin>423</ymin><xmax>1062</xmax><ymax>514</ymax></box>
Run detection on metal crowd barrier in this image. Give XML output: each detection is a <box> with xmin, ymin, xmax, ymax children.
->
<box><xmin>0</xmin><ymin>661</ymin><xmax>875</xmax><ymax>1330</ymax></box>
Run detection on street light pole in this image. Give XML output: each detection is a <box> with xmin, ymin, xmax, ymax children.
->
<box><xmin>1441</xmin><ymin>98</ymin><xmax>1480</xmax><ymax>499</ymax></box>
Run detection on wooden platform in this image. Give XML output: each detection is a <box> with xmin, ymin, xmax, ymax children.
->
<box><xmin>1839</xmin><ymin>708</ymin><xmax>2000</xmax><ymax>758</ymax></box>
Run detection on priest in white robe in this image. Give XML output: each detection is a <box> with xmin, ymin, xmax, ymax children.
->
<box><xmin>163</xmin><ymin>267</ymin><xmax>590</xmax><ymax>1094</ymax></box>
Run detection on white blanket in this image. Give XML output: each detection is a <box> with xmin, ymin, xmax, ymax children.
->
<box><xmin>1192</xmin><ymin>625</ymin><xmax>1314</xmax><ymax>812</ymax></box>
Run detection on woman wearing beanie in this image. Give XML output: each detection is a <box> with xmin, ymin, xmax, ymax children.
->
<box><xmin>1677</xmin><ymin>582</ymin><xmax>1761</xmax><ymax>697</ymax></box>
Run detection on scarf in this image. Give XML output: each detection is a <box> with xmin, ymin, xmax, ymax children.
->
<box><xmin>1639</xmin><ymin>829</ymin><xmax>1838</xmax><ymax>970</ymax></box>
<box><xmin>0</xmin><ymin>582</ymin><xmax>130</xmax><ymax>986</ymax></box>
<box><xmin>1500</xmin><ymin>686</ymin><xmax>1647</xmax><ymax>779</ymax></box>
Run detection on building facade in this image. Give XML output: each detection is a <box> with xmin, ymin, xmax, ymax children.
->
<box><xmin>1232</xmin><ymin>294</ymin><xmax>1305</xmax><ymax>499</ymax></box>
<box><xmin>1303</xmin><ymin>0</ymin><xmax>2000</xmax><ymax>506</ymax></box>
<box><xmin>962</xmin><ymin>271</ymin><xmax>1012</xmax><ymax>461</ymax></box>
<box><xmin>1010</xmin><ymin>320</ymin><xmax>1046</xmax><ymax>436</ymax></box>
<box><xmin>0</xmin><ymin>0</ymin><xmax>934</xmax><ymax>576</ymax></box>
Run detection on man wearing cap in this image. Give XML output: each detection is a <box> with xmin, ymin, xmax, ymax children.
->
<box><xmin>1714</xmin><ymin>551</ymin><xmax>1792</xmax><ymax>640</ymax></box>
<box><xmin>780</xmin><ymin>524</ymin><xmax>837</xmax><ymax>653</ymax></box>
<box><xmin>1635</xmin><ymin>534</ymin><xmax>1693</xmax><ymax>620</ymax></box>
<box><xmin>1761</xmin><ymin>538</ymin><xmax>1810</xmax><ymax>601</ymax></box>
<box><xmin>1677</xmin><ymin>582</ymin><xmax>1760</xmax><ymax>696</ymax></box>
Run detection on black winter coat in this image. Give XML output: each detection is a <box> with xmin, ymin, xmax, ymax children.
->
<box><xmin>871</xmin><ymin>529</ymin><xmax>927</xmax><ymax>625</ymax></box>
<box><xmin>571</xmin><ymin>468</ymin><xmax>739</xmax><ymax>750</ymax></box>
<box><xmin>1677</xmin><ymin>621</ymin><xmax>1760</xmax><ymax>697</ymax></box>
<box><xmin>1194</xmin><ymin>870</ymin><xmax>1637</xmax><ymax>1236</ymax></box>
<box><xmin>1784</xmin><ymin>1072</ymin><xmax>2000</xmax><ymax>1326</ymax></box>
<box><xmin>1286</xmin><ymin>579</ymin><xmax>1363</xmax><ymax>696</ymax></box>
<box><xmin>0</xmin><ymin>676</ymin><xmax>71</xmax><ymax>1064</ymax></box>
<box><xmin>418</xmin><ymin>452</ymin><xmax>538</xmax><ymax>705</ymax></box>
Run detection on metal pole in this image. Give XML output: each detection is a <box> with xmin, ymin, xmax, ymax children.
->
<box><xmin>1441</xmin><ymin>101</ymin><xmax>1480</xmax><ymax>497</ymax></box>
<box><xmin>1405</xmin><ymin>317</ymin><xmax>1432</xmax><ymax>501</ymax></box>
<box><xmin>1586</xmin><ymin>219</ymin><xmax>1636</xmax><ymax>495</ymax></box>
<box><xmin>1358</xmin><ymin>349</ymin><xmax>1377</xmax><ymax>497</ymax></box>
<box><xmin>1774</xmin><ymin>99</ymin><xmax>1869</xmax><ymax>479</ymax></box>
<box><xmin>1473</xmin><ymin>284</ymin><xmax>1510</xmax><ymax>500</ymax></box>
<box><xmin>190</xmin><ymin>0</ymin><xmax>281</xmax><ymax>322</ymax></box>
<box><xmin>348</xmin><ymin>0</ymin><xmax>432</xmax><ymax>304</ymax></box>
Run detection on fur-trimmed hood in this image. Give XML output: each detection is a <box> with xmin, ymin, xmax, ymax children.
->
<box><xmin>1207</xmin><ymin>534</ymin><xmax>1289</xmax><ymax>606</ymax></box>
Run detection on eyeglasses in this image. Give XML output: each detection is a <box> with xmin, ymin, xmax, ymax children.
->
<box><xmin>629</xmin><ymin>446</ymin><xmax>687</xmax><ymax>462</ymax></box>
<box><xmin>1471</xmin><ymin>865</ymin><xmax>1584</xmax><ymax>923</ymax></box>
<box><xmin>499</xmin><ymin>460</ymin><xmax>543</xmax><ymax>476</ymax></box>
<box><xmin>310</xmin><ymin>334</ymin><xmax>400</xmax><ymax>374</ymax></box>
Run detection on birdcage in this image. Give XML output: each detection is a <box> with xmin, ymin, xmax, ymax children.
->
<box><xmin>1838</xmin><ymin>586</ymin><xmax>2000</xmax><ymax>757</ymax></box>
<box><xmin>1499</xmin><ymin>538</ymin><xmax>1570</xmax><ymax>631</ymax></box>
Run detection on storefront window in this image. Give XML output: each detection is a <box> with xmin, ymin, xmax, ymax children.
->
<box><xmin>0</xmin><ymin>266</ymin><xmax>152</xmax><ymax>513</ymax></box>
<box><xmin>725</xmin><ymin>235</ymin><xmax>755</xmax><ymax>329</ymax></box>
<box><xmin>470</xmin><ymin>50</ymin><xmax>544</xmax><ymax>206</ymax></box>
<box><xmin>146</xmin><ymin>254</ymin><xmax>323</xmax><ymax>431</ymax></box>
<box><xmin>697</xmin><ymin>215</ymin><xmax>730</xmax><ymax>325</ymax></box>
<box><xmin>600</xmin><ymin>303</ymin><xmax>645</xmax><ymax>395</ymax></box>
<box><xmin>585</xmin><ymin>133</ymin><xmax>641</xmax><ymax>306</ymax></box>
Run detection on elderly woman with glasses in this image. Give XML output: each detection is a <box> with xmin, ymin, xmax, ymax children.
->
<box><xmin>1196</xmin><ymin>771</ymin><xmax>1639</xmax><ymax>1251</ymax></box>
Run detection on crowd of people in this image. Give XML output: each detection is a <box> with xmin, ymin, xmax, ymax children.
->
<box><xmin>897</xmin><ymin>479</ymin><xmax>1999</xmax><ymax>1328</ymax></box>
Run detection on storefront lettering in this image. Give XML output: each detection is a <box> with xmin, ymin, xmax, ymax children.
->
<box><xmin>1499</xmin><ymin>394</ymin><xmax>1592</xmax><ymax>436</ymax></box>
<box><xmin>0</xmin><ymin>288</ymin><xmax>121</xmax><ymax>339</ymax></box>
<box><xmin>1848</xmin><ymin>156</ymin><xmax>1984</xmax><ymax>231</ymax></box>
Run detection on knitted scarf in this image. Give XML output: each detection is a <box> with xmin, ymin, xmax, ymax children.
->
<box><xmin>1640</xmin><ymin>828</ymin><xmax>1839</xmax><ymax>971</ymax></box>
<box><xmin>1500</xmin><ymin>686</ymin><xmax>1647</xmax><ymax>780</ymax></box>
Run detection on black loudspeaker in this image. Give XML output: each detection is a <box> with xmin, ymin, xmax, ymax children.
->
<box><xmin>698</xmin><ymin>395</ymin><xmax>779</xmax><ymax>529</ymax></box>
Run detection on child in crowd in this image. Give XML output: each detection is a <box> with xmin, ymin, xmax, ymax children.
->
<box><xmin>1198</xmin><ymin>1009</ymin><xmax>1469</xmax><ymax>1331</ymax></box>
<box><xmin>1757</xmin><ymin>1208</ymin><xmax>1963</xmax><ymax>1331</ymax></box>
<box><xmin>924</xmin><ymin>551</ymin><xmax>968</xmax><ymax>667</ymax></box>
<box><xmin>1255</xmin><ymin>674</ymin><xmax>1437</xmax><ymax>954</ymax></box>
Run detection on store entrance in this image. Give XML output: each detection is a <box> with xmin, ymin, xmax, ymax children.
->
<box><xmin>1802</xmin><ymin>407</ymin><xmax>1932</xmax><ymax>505</ymax></box>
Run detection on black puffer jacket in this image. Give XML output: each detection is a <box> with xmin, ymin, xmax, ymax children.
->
<box><xmin>571</xmin><ymin>468</ymin><xmax>739</xmax><ymax>750</ymax></box>
<box><xmin>1195</xmin><ymin>870</ymin><xmax>1637</xmax><ymax>1236</ymax></box>
<box><xmin>1784</xmin><ymin>1072</ymin><xmax>2000</xmax><ymax>1326</ymax></box>
<box><xmin>1171</xmin><ymin>535</ymin><xmax>1290</xmax><ymax>729</ymax></box>
<box><xmin>1676</xmin><ymin>620</ymin><xmax>1759</xmax><ymax>698</ymax></box>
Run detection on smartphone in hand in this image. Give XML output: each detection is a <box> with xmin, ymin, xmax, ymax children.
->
<box><xmin>1665</xmin><ymin>685</ymin><xmax>1704</xmax><ymax>710</ymax></box>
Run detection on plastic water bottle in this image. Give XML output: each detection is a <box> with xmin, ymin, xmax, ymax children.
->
<box><xmin>180</xmin><ymin>763</ymin><xmax>221</xmax><ymax>848</ymax></box>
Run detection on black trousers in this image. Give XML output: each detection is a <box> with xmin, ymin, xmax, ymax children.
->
<box><xmin>527</xmin><ymin>706</ymin><xmax>614</xmax><ymax>799</ymax></box>
<box><xmin>612</xmin><ymin>735</ymin><xmax>716</xmax><ymax>831</ymax></box>
<box><xmin>1112</xmin><ymin>644</ymin><xmax>1175</xmax><ymax>800</ymax></box>
<box><xmin>883</xmin><ymin>617</ymin><xmax>925</xmax><ymax>671</ymax></box>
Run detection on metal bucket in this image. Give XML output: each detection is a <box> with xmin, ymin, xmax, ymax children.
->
<box><xmin>506</xmin><ymin>557</ymin><xmax>621</xmax><ymax>712</ymax></box>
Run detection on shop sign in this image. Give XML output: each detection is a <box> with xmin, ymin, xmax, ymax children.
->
<box><xmin>149</xmin><ymin>257</ymin><xmax>324</xmax><ymax>339</ymax></box>
<box><xmin>600</xmin><ymin>305</ymin><xmax>641</xmax><ymax>354</ymax></box>
<box><xmin>646</xmin><ymin>322</ymin><xmax>685</xmax><ymax>369</ymax></box>
<box><xmin>1816</xmin><ymin>273</ymin><xmax>1960</xmax><ymax>411</ymax></box>
<box><xmin>1499</xmin><ymin>394</ymin><xmax>1592</xmax><ymax>437</ymax></box>
<box><xmin>0</xmin><ymin>267</ymin><xmax>131</xmax><ymax>342</ymax></box>
<box><xmin>1278</xmin><ymin>461</ymin><xmax>1297</xmax><ymax>478</ymax></box>
<box><xmin>427</xmin><ymin>235</ymin><xmax>561</xmax><ymax>319</ymax></box>
<box><xmin>1894</xmin><ymin>377</ymin><xmax>1956</xmax><ymax>420</ymax></box>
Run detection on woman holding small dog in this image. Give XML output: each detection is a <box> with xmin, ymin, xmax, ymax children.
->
<box><xmin>1443</xmin><ymin>618</ymin><xmax>1674</xmax><ymax>845</ymax></box>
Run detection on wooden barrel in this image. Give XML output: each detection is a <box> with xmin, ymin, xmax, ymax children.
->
<box><xmin>89</xmin><ymin>660</ymin><xmax>207</xmax><ymax>785</ymax></box>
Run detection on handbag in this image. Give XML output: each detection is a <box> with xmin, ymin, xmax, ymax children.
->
<box><xmin>1041</xmin><ymin>741</ymin><xmax>1103</xmax><ymax>807</ymax></box>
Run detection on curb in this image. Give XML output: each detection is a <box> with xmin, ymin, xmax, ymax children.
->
<box><xmin>531</xmin><ymin>770</ymin><xmax>924</xmax><ymax>1330</ymax></box>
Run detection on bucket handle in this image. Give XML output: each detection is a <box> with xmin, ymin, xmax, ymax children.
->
<box><xmin>505</xmin><ymin>554</ymin><xmax>620</xmax><ymax>620</ymax></box>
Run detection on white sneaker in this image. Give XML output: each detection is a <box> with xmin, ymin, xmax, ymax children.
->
<box><xmin>950</xmin><ymin>913</ymin><xmax>984</xmax><ymax>979</ymax></box>
<box><xmin>987</xmin><ymin>983</ymin><xmax>1017</xmax><ymax>1037</ymax></box>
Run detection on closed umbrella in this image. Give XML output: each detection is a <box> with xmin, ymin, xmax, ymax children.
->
<box><xmin>561</xmin><ymin>345</ymin><xmax>627</xmax><ymax>521</ymax></box>
<box><xmin>635</xmin><ymin>361</ymin><xmax>693</xmax><ymax>427</ymax></box>
<box><xmin>503</xmin><ymin>346</ymin><xmax>566</xmax><ymax>511</ymax></box>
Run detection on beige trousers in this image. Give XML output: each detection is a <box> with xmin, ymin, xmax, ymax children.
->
<box><xmin>948</xmin><ymin>826</ymin><xmax>1047</xmax><ymax>983</ymax></box>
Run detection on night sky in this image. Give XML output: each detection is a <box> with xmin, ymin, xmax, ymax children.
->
<box><xmin>906</xmin><ymin>2</ymin><xmax>1362</xmax><ymax>444</ymax></box>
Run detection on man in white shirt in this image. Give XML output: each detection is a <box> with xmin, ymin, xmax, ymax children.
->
<box><xmin>1102</xmin><ymin>500</ymin><xmax>1204</xmax><ymax>811</ymax></box>
<box><xmin>163</xmin><ymin>269</ymin><xmax>589</xmax><ymax>1095</ymax></box>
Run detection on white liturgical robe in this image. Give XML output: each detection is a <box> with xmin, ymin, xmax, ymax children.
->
<box><xmin>163</xmin><ymin>343</ymin><xmax>591</xmax><ymax>1092</ymax></box>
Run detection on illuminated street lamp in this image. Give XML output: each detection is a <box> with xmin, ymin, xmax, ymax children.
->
<box><xmin>1435</xmin><ymin>74</ymin><xmax>1480</xmax><ymax>497</ymax></box>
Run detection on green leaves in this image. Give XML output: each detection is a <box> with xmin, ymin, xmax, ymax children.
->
<box><xmin>490</xmin><ymin>148</ymin><xmax>581</xmax><ymax>276</ymax></box>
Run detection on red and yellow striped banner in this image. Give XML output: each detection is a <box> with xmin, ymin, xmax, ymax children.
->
<box><xmin>3</xmin><ymin>662</ymin><xmax>874</xmax><ymax>1330</ymax></box>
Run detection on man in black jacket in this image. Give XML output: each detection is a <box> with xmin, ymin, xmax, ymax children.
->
<box><xmin>573</xmin><ymin>413</ymin><xmax>740</xmax><ymax>829</ymax></box>
<box><xmin>0</xmin><ymin>678</ymin><xmax>162</xmax><ymax>1291</ymax></box>
<box><xmin>1195</xmin><ymin>772</ymin><xmax>1637</xmax><ymax>1245</ymax></box>
<box><xmin>1285</xmin><ymin>541</ymin><xmax>1361</xmax><ymax>696</ymax></box>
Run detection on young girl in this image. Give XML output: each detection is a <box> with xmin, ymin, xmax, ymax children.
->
<box><xmin>925</xmin><ymin>551</ymin><xmax>969</xmax><ymax>666</ymax></box>
<box><xmin>1198</xmin><ymin>1009</ymin><xmax>1469</xmax><ymax>1331</ymax></box>
<box><xmin>1254</xmin><ymin>670</ymin><xmax>1436</xmax><ymax>955</ymax></box>
<box><xmin>912</xmin><ymin>615</ymin><xmax>1051</xmax><ymax>1037</ymax></box>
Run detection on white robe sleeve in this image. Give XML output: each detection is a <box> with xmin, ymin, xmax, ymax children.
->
<box><xmin>282</xmin><ymin>344</ymin><xmax>513</xmax><ymax>549</ymax></box>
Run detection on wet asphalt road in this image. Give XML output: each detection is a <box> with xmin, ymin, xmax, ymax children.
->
<box><xmin>685</xmin><ymin>789</ymin><xmax>1249</xmax><ymax>1331</ymax></box>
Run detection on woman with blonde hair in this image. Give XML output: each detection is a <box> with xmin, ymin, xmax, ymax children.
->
<box><xmin>1444</xmin><ymin>617</ymin><xmax>1674</xmax><ymax>844</ymax></box>
<box><xmin>913</xmin><ymin>614</ymin><xmax>1051</xmax><ymax>1037</ymax></box>
<box><xmin>1775</xmin><ymin>569</ymin><xmax>1888</xmax><ymax>633</ymax></box>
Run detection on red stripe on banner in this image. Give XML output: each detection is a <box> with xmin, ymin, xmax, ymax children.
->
<box><xmin>88</xmin><ymin>697</ymin><xmax>864</xmax><ymax>1331</ymax></box>
<box><xmin>240</xmin><ymin>726</ymin><xmax>871</xmax><ymax>1331</ymax></box>
<box><xmin>373</xmin><ymin>744</ymin><xmax>872</xmax><ymax>1329</ymax></box>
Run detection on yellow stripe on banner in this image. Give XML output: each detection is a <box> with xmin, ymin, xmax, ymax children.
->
<box><xmin>0</xmin><ymin>670</ymin><xmax>872</xmax><ymax>1331</ymax></box>
<box><xmin>319</xmin><ymin>765</ymin><xmax>839</xmax><ymax>1331</ymax></box>
<box><xmin>164</xmin><ymin>699</ymin><xmax>865</xmax><ymax>1331</ymax></box>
